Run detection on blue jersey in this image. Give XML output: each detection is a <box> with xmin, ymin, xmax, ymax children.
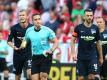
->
<box><xmin>100</xmin><ymin>30</ymin><xmax>107</xmax><ymax>57</ymax></box>
<box><xmin>0</xmin><ymin>40</ymin><xmax>8</xmax><ymax>58</ymax></box>
<box><xmin>72</xmin><ymin>24</ymin><xmax>100</xmax><ymax>60</ymax></box>
<box><xmin>25</xmin><ymin>26</ymin><xmax>55</xmax><ymax>55</ymax></box>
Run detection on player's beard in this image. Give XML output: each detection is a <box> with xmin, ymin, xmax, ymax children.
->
<box><xmin>87</xmin><ymin>19</ymin><xmax>92</xmax><ymax>24</ymax></box>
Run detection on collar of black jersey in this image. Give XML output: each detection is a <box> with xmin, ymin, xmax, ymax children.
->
<box><xmin>34</xmin><ymin>27</ymin><xmax>41</xmax><ymax>32</ymax></box>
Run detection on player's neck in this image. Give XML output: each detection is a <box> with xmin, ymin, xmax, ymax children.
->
<box><xmin>20</xmin><ymin>22</ymin><xmax>28</xmax><ymax>28</ymax></box>
<box><xmin>84</xmin><ymin>21</ymin><xmax>92</xmax><ymax>28</ymax></box>
<box><xmin>99</xmin><ymin>28</ymin><xmax>105</xmax><ymax>33</ymax></box>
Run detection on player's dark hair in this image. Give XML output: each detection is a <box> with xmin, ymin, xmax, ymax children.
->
<box><xmin>84</xmin><ymin>8</ymin><xmax>93</xmax><ymax>14</ymax></box>
<box><xmin>96</xmin><ymin>16</ymin><xmax>104</xmax><ymax>20</ymax></box>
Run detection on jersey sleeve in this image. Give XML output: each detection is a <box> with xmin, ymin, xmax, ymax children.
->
<box><xmin>8</xmin><ymin>27</ymin><xmax>14</xmax><ymax>42</ymax></box>
<box><xmin>72</xmin><ymin>26</ymin><xmax>79</xmax><ymax>37</ymax></box>
<box><xmin>95</xmin><ymin>27</ymin><xmax>100</xmax><ymax>41</ymax></box>
<box><xmin>48</xmin><ymin>28</ymin><xmax>56</xmax><ymax>40</ymax></box>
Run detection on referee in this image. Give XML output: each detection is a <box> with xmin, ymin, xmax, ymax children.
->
<box><xmin>20</xmin><ymin>13</ymin><xmax>58</xmax><ymax>80</ymax></box>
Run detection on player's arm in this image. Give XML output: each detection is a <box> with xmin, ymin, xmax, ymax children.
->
<box><xmin>7</xmin><ymin>28</ymin><xmax>19</xmax><ymax>50</ymax></box>
<box><xmin>7</xmin><ymin>41</ymin><xmax>18</xmax><ymax>50</ymax></box>
<box><xmin>96</xmin><ymin>40</ymin><xmax>103</xmax><ymax>64</ymax></box>
<box><xmin>71</xmin><ymin>26</ymin><xmax>78</xmax><ymax>61</ymax></box>
<box><xmin>96</xmin><ymin>27</ymin><xmax>103</xmax><ymax>65</ymax></box>
<box><xmin>71</xmin><ymin>32</ymin><xmax>78</xmax><ymax>61</ymax></box>
<box><xmin>71</xmin><ymin>36</ymin><xmax>77</xmax><ymax>58</ymax></box>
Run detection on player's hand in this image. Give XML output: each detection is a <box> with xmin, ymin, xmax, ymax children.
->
<box><xmin>99</xmin><ymin>57</ymin><xmax>103</xmax><ymax>65</ymax></box>
<box><xmin>72</xmin><ymin>53</ymin><xmax>77</xmax><ymax>61</ymax></box>
<box><xmin>105</xmin><ymin>54</ymin><xmax>107</xmax><ymax>60</ymax></box>
<box><xmin>14</xmin><ymin>46</ymin><xmax>20</xmax><ymax>50</ymax></box>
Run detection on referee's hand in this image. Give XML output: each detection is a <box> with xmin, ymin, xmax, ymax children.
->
<box><xmin>43</xmin><ymin>50</ymin><xmax>53</xmax><ymax>57</ymax></box>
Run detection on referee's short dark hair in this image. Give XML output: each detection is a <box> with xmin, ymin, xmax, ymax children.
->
<box><xmin>32</xmin><ymin>13</ymin><xmax>41</xmax><ymax>19</ymax></box>
<box><xmin>84</xmin><ymin>8</ymin><xmax>93</xmax><ymax>14</ymax></box>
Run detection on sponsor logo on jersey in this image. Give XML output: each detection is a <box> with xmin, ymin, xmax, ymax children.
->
<box><xmin>103</xmin><ymin>34</ymin><xmax>107</xmax><ymax>39</ymax></box>
<box><xmin>81</xmin><ymin>36</ymin><xmax>95</xmax><ymax>41</ymax></box>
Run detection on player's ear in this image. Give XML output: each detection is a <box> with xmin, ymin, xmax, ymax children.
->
<box><xmin>82</xmin><ymin>16</ymin><xmax>85</xmax><ymax>22</ymax></box>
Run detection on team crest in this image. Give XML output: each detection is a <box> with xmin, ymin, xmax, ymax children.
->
<box><xmin>103</xmin><ymin>34</ymin><xmax>107</xmax><ymax>39</ymax></box>
<box><xmin>91</xmin><ymin>29</ymin><xmax>96</xmax><ymax>34</ymax></box>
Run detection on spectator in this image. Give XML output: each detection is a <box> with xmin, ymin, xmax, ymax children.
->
<box><xmin>10</xmin><ymin>2</ymin><xmax>18</xmax><ymax>25</ymax></box>
<box><xmin>27</xmin><ymin>1</ymin><xmax>39</xmax><ymax>23</ymax></box>
<box><xmin>45</xmin><ymin>7</ymin><xmax>60</xmax><ymax>32</ymax></box>
<box><xmin>60</xmin><ymin>13</ymin><xmax>74</xmax><ymax>35</ymax></box>
<box><xmin>0</xmin><ymin>32</ymin><xmax>9</xmax><ymax>80</ymax></box>
<box><xmin>71</xmin><ymin>1</ymin><xmax>84</xmax><ymax>22</ymax></box>
<box><xmin>41</xmin><ymin>0</ymin><xmax>56</xmax><ymax>11</ymax></box>
<box><xmin>0</xmin><ymin>26</ymin><xmax>8</xmax><ymax>40</ymax></box>
<box><xmin>94</xmin><ymin>0</ymin><xmax>103</xmax><ymax>18</ymax></box>
<box><xmin>41</xmin><ymin>11</ymin><xmax>50</xmax><ymax>24</ymax></box>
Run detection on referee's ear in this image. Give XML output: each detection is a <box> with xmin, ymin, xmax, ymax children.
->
<box><xmin>32</xmin><ymin>13</ymin><xmax>41</xmax><ymax>22</ymax></box>
<box><xmin>83</xmin><ymin>16</ymin><xmax>85</xmax><ymax>21</ymax></box>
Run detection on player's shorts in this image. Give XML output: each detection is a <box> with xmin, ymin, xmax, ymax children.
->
<box><xmin>100</xmin><ymin>60</ymin><xmax>107</xmax><ymax>77</ymax></box>
<box><xmin>13</xmin><ymin>53</ymin><xmax>32</xmax><ymax>75</ymax></box>
<box><xmin>0</xmin><ymin>58</ymin><xmax>8</xmax><ymax>72</ymax></box>
<box><xmin>77</xmin><ymin>58</ymin><xmax>99</xmax><ymax>77</ymax></box>
<box><xmin>31</xmin><ymin>54</ymin><xmax>52</xmax><ymax>75</ymax></box>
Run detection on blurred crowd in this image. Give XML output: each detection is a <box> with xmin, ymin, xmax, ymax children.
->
<box><xmin>0</xmin><ymin>0</ymin><xmax>107</xmax><ymax>79</ymax></box>
<box><xmin>0</xmin><ymin>0</ymin><xmax>107</xmax><ymax>63</ymax></box>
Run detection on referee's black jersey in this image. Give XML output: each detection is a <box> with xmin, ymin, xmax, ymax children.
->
<box><xmin>100</xmin><ymin>30</ymin><xmax>107</xmax><ymax>58</ymax></box>
<box><xmin>72</xmin><ymin>24</ymin><xmax>100</xmax><ymax>60</ymax></box>
<box><xmin>8</xmin><ymin>23</ymin><xmax>33</xmax><ymax>55</ymax></box>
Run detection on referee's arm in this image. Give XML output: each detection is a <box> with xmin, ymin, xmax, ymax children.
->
<box><xmin>49</xmin><ymin>37</ymin><xmax>58</xmax><ymax>52</ymax></box>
